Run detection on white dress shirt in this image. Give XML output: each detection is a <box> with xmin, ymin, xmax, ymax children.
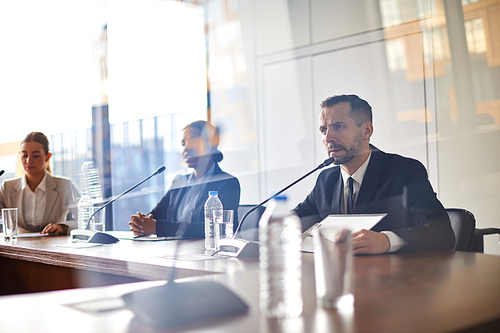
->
<box><xmin>21</xmin><ymin>174</ymin><xmax>47</xmax><ymax>229</ymax></box>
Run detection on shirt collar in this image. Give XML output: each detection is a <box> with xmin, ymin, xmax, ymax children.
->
<box><xmin>187</xmin><ymin>163</ymin><xmax>216</xmax><ymax>185</ymax></box>
<box><xmin>340</xmin><ymin>148</ymin><xmax>372</xmax><ymax>186</ymax></box>
<box><xmin>21</xmin><ymin>171</ymin><xmax>48</xmax><ymax>193</ymax></box>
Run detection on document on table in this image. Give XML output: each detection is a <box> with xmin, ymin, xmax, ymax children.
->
<box><xmin>52</xmin><ymin>242</ymin><xmax>103</xmax><ymax>248</ymax></box>
<box><xmin>157</xmin><ymin>254</ymin><xmax>228</xmax><ymax>261</ymax></box>
<box><xmin>17</xmin><ymin>232</ymin><xmax>49</xmax><ymax>238</ymax></box>
<box><xmin>301</xmin><ymin>214</ymin><xmax>386</xmax><ymax>253</ymax></box>
<box><xmin>104</xmin><ymin>231</ymin><xmax>180</xmax><ymax>241</ymax></box>
<box><xmin>133</xmin><ymin>235</ymin><xmax>181</xmax><ymax>242</ymax></box>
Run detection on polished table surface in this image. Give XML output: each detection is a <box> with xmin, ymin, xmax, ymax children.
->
<box><xmin>0</xmin><ymin>251</ymin><xmax>499</xmax><ymax>332</ymax></box>
<box><xmin>0</xmin><ymin>233</ymin><xmax>258</xmax><ymax>294</ymax></box>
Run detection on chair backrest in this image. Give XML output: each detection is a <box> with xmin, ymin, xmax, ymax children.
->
<box><xmin>447</xmin><ymin>208</ymin><xmax>476</xmax><ymax>252</ymax></box>
<box><xmin>236</xmin><ymin>204</ymin><xmax>266</xmax><ymax>241</ymax></box>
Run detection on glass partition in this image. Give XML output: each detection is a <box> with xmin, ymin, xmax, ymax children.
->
<box><xmin>1</xmin><ymin>0</ymin><xmax>499</xmax><ymax>254</ymax></box>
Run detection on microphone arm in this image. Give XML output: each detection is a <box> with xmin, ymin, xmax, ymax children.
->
<box><xmin>233</xmin><ymin>157</ymin><xmax>335</xmax><ymax>238</ymax></box>
<box><xmin>84</xmin><ymin>166</ymin><xmax>166</xmax><ymax>230</ymax></box>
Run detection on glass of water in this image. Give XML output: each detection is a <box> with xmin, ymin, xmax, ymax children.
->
<box><xmin>313</xmin><ymin>227</ymin><xmax>354</xmax><ymax>310</ymax></box>
<box><xmin>90</xmin><ymin>206</ymin><xmax>105</xmax><ymax>232</ymax></box>
<box><xmin>2</xmin><ymin>208</ymin><xmax>18</xmax><ymax>242</ymax></box>
<box><xmin>214</xmin><ymin>210</ymin><xmax>234</xmax><ymax>251</ymax></box>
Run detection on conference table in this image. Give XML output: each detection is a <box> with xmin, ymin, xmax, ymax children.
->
<box><xmin>0</xmin><ymin>235</ymin><xmax>499</xmax><ymax>332</ymax></box>
<box><xmin>0</xmin><ymin>233</ymin><xmax>258</xmax><ymax>295</ymax></box>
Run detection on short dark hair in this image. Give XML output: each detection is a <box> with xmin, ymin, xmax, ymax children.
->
<box><xmin>184</xmin><ymin>121</ymin><xmax>219</xmax><ymax>138</ymax></box>
<box><xmin>320</xmin><ymin>94</ymin><xmax>372</xmax><ymax>126</ymax></box>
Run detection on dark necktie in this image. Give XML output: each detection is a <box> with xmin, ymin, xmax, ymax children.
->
<box><xmin>347</xmin><ymin>177</ymin><xmax>354</xmax><ymax>214</ymax></box>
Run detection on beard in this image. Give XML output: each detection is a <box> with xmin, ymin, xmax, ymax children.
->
<box><xmin>329</xmin><ymin>132</ymin><xmax>363</xmax><ymax>165</ymax></box>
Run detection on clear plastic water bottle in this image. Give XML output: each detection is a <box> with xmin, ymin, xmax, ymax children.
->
<box><xmin>77</xmin><ymin>192</ymin><xmax>92</xmax><ymax>230</ymax></box>
<box><xmin>204</xmin><ymin>191</ymin><xmax>223</xmax><ymax>251</ymax></box>
<box><xmin>259</xmin><ymin>195</ymin><xmax>303</xmax><ymax>318</ymax></box>
<box><xmin>81</xmin><ymin>161</ymin><xmax>103</xmax><ymax>204</ymax></box>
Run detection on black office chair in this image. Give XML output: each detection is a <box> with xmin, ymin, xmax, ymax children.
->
<box><xmin>447</xmin><ymin>208</ymin><xmax>500</xmax><ymax>252</ymax></box>
<box><xmin>447</xmin><ymin>208</ymin><xmax>476</xmax><ymax>252</ymax></box>
<box><xmin>471</xmin><ymin>228</ymin><xmax>500</xmax><ymax>253</ymax></box>
<box><xmin>236</xmin><ymin>204</ymin><xmax>266</xmax><ymax>241</ymax></box>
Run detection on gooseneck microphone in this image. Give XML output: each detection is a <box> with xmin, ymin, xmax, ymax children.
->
<box><xmin>70</xmin><ymin>166</ymin><xmax>166</xmax><ymax>244</ymax></box>
<box><xmin>122</xmin><ymin>182</ymin><xmax>249</xmax><ymax>329</ymax></box>
<box><xmin>121</xmin><ymin>159</ymin><xmax>335</xmax><ymax>327</ymax></box>
<box><xmin>214</xmin><ymin>157</ymin><xmax>335</xmax><ymax>257</ymax></box>
<box><xmin>84</xmin><ymin>166</ymin><xmax>166</xmax><ymax>231</ymax></box>
<box><xmin>233</xmin><ymin>157</ymin><xmax>335</xmax><ymax>237</ymax></box>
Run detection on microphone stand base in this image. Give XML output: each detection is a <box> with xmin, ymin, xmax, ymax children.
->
<box><xmin>216</xmin><ymin>238</ymin><xmax>260</xmax><ymax>257</ymax></box>
<box><xmin>123</xmin><ymin>280</ymin><xmax>249</xmax><ymax>328</ymax></box>
<box><xmin>70</xmin><ymin>229</ymin><xmax>120</xmax><ymax>244</ymax></box>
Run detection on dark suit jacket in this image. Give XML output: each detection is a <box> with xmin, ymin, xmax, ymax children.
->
<box><xmin>150</xmin><ymin>163</ymin><xmax>240</xmax><ymax>238</ymax></box>
<box><xmin>294</xmin><ymin>146</ymin><xmax>455</xmax><ymax>253</ymax></box>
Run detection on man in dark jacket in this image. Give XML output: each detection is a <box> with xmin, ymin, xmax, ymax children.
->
<box><xmin>129</xmin><ymin>121</ymin><xmax>240</xmax><ymax>238</ymax></box>
<box><xmin>294</xmin><ymin>95</ymin><xmax>455</xmax><ymax>254</ymax></box>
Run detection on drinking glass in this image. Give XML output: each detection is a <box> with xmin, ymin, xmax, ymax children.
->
<box><xmin>2</xmin><ymin>208</ymin><xmax>18</xmax><ymax>242</ymax></box>
<box><xmin>313</xmin><ymin>228</ymin><xmax>354</xmax><ymax>310</ymax></box>
<box><xmin>214</xmin><ymin>210</ymin><xmax>234</xmax><ymax>251</ymax></box>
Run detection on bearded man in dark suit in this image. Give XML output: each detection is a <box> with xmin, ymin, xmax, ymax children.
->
<box><xmin>294</xmin><ymin>94</ymin><xmax>455</xmax><ymax>254</ymax></box>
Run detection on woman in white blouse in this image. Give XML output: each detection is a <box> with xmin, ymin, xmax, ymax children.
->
<box><xmin>0</xmin><ymin>132</ymin><xmax>80</xmax><ymax>235</ymax></box>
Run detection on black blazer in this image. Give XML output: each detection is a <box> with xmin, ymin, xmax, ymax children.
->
<box><xmin>294</xmin><ymin>146</ymin><xmax>455</xmax><ymax>253</ymax></box>
<box><xmin>151</xmin><ymin>163</ymin><xmax>240</xmax><ymax>238</ymax></box>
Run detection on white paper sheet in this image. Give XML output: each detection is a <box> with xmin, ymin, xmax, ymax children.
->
<box><xmin>52</xmin><ymin>243</ymin><xmax>103</xmax><ymax>249</ymax></box>
<box><xmin>17</xmin><ymin>232</ymin><xmax>49</xmax><ymax>238</ymax></box>
<box><xmin>301</xmin><ymin>214</ymin><xmax>386</xmax><ymax>253</ymax></box>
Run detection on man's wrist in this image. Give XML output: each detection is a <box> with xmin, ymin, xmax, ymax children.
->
<box><xmin>381</xmin><ymin>231</ymin><xmax>407</xmax><ymax>252</ymax></box>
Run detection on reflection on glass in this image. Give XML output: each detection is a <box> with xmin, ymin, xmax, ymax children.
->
<box><xmin>386</xmin><ymin>38</ymin><xmax>407</xmax><ymax>71</ymax></box>
<box><xmin>380</xmin><ymin>0</ymin><xmax>402</xmax><ymax>27</ymax></box>
<box><xmin>465</xmin><ymin>18</ymin><xmax>487</xmax><ymax>54</ymax></box>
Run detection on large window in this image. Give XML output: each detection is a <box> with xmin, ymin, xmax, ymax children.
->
<box><xmin>1</xmin><ymin>0</ymin><xmax>209</xmax><ymax>230</ymax></box>
<box><xmin>1</xmin><ymin>0</ymin><xmax>500</xmax><ymax>254</ymax></box>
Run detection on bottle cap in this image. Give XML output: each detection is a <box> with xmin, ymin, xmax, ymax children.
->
<box><xmin>273</xmin><ymin>195</ymin><xmax>287</xmax><ymax>201</ymax></box>
<box><xmin>209</xmin><ymin>191</ymin><xmax>218</xmax><ymax>196</ymax></box>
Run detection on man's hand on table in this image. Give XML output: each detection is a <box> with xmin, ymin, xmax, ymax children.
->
<box><xmin>351</xmin><ymin>229</ymin><xmax>390</xmax><ymax>255</ymax></box>
<box><xmin>129</xmin><ymin>212</ymin><xmax>156</xmax><ymax>236</ymax></box>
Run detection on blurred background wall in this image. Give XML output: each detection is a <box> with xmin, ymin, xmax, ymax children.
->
<box><xmin>0</xmin><ymin>0</ymin><xmax>499</xmax><ymax>254</ymax></box>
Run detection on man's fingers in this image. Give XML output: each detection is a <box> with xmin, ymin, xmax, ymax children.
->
<box><xmin>334</xmin><ymin>229</ymin><xmax>350</xmax><ymax>243</ymax></box>
<box><xmin>350</xmin><ymin>229</ymin><xmax>390</xmax><ymax>255</ymax></box>
<box><xmin>137</xmin><ymin>212</ymin><xmax>147</xmax><ymax>221</ymax></box>
<box><xmin>129</xmin><ymin>224</ymin><xmax>145</xmax><ymax>236</ymax></box>
<box><xmin>128</xmin><ymin>220</ymin><xmax>144</xmax><ymax>230</ymax></box>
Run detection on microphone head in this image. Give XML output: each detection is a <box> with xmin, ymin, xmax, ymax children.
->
<box><xmin>321</xmin><ymin>157</ymin><xmax>335</xmax><ymax>168</ymax></box>
<box><xmin>155</xmin><ymin>166</ymin><xmax>166</xmax><ymax>175</ymax></box>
